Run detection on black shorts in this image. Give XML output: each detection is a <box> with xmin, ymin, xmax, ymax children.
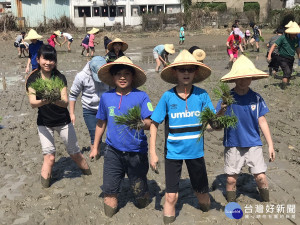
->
<box><xmin>278</xmin><ymin>55</ymin><xmax>294</xmax><ymax>78</ymax></box>
<box><xmin>68</xmin><ymin>38</ymin><xmax>73</xmax><ymax>43</ymax></box>
<box><xmin>89</xmin><ymin>46</ymin><xmax>95</xmax><ymax>50</ymax></box>
<box><xmin>14</xmin><ymin>42</ymin><xmax>19</xmax><ymax>48</ymax></box>
<box><xmin>165</xmin><ymin>157</ymin><xmax>209</xmax><ymax>194</ymax></box>
<box><xmin>102</xmin><ymin>145</ymin><xmax>149</xmax><ymax>197</ymax></box>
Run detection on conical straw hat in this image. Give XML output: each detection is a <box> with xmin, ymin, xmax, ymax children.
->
<box><xmin>192</xmin><ymin>49</ymin><xmax>206</xmax><ymax>61</ymax></box>
<box><xmin>160</xmin><ymin>49</ymin><xmax>211</xmax><ymax>84</ymax></box>
<box><xmin>164</xmin><ymin>44</ymin><xmax>175</xmax><ymax>54</ymax></box>
<box><xmin>87</xmin><ymin>27</ymin><xmax>100</xmax><ymax>34</ymax></box>
<box><xmin>24</xmin><ymin>29</ymin><xmax>43</xmax><ymax>40</ymax></box>
<box><xmin>285</xmin><ymin>22</ymin><xmax>300</xmax><ymax>34</ymax></box>
<box><xmin>107</xmin><ymin>38</ymin><xmax>128</xmax><ymax>52</ymax></box>
<box><xmin>98</xmin><ymin>56</ymin><xmax>146</xmax><ymax>88</ymax></box>
<box><xmin>54</xmin><ymin>30</ymin><xmax>61</xmax><ymax>36</ymax></box>
<box><xmin>285</xmin><ymin>20</ymin><xmax>294</xmax><ymax>28</ymax></box>
<box><xmin>220</xmin><ymin>55</ymin><xmax>268</xmax><ymax>82</ymax></box>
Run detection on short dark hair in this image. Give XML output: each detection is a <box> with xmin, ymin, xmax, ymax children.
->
<box><xmin>104</xmin><ymin>36</ymin><xmax>109</xmax><ymax>40</ymax></box>
<box><xmin>21</xmin><ymin>31</ymin><xmax>25</xmax><ymax>35</ymax></box>
<box><xmin>109</xmin><ymin>64</ymin><xmax>135</xmax><ymax>76</ymax></box>
<box><xmin>232</xmin><ymin>24</ymin><xmax>238</xmax><ymax>28</ymax></box>
<box><xmin>37</xmin><ymin>45</ymin><xmax>57</xmax><ymax>70</ymax></box>
<box><xmin>276</xmin><ymin>27</ymin><xmax>284</xmax><ymax>34</ymax></box>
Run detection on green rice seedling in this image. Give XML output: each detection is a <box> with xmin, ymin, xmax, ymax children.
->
<box><xmin>259</xmin><ymin>36</ymin><xmax>265</xmax><ymax>42</ymax></box>
<box><xmin>243</xmin><ymin>52</ymin><xmax>250</xmax><ymax>57</ymax></box>
<box><xmin>29</xmin><ymin>76</ymin><xmax>65</xmax><ymax>103</ymax></box>
<box><xmin>0</xmin><ymin>116</ymin><xmax>2</xmax><ymax>123</ymax></box>
<box><xmin>213</xmin><ymin>82</ymin><xmax>235</xmax><ymax>105</ymax></box>
<box><xmin>114</xmin><ymin>105</ymin><xmax>144</xmax><ymax>131</ymax></box>
<box><xmin>198</xmin><ymin>107</ymin><xmax>238</xmax><ymax>139</ymax></box>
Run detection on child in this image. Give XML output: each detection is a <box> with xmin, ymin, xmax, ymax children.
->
<box><xmin>226</xmin><ymin>28</ymin><xmax>244</xmax><ymax>69</ymax></box>
<box><xmin>88</xmin><ymin>27</ymin><xmax>99</xmax><ymax>57</ymax></box>
<box><xmin>47</xmin><ymin>30</ymin><xmax>61</xmax><ymax>48</ymax></box>
<box><xmin>266</xmin><ymin>28</ymin><xmax>284</xmax><ymax>76</ymax></box>
<box><xmin>179</xmin><ymin>24</ymin><xmax>185</xmax><ymax>45</ymax></box>
<box><xmin>267</xmin><ymin>22</ymin><xmax>300</xmax><ymax>89</ymax></box>
<box><xmin>216</xmin><ymin>55</ymin><xmax>275</xmax><ymax>203</ymax></box>
<box><xmin>104</xmin><ymin>38</ymin><xmax>127</xmax><ymax>63</ymax></box>
<box><xmin>153</xmin><ymin>44</ymin><xmax>175</xmax><ymax>73</ymax></box>
<box><xmin>60</xmin><ymin>31</ymin><xmax>73</xmax><ymax>52</ymax></box>
<box><xmin>149</xmin><ymin>50</ymin><xmax>218</xmax><ymax>224</ymax></box>
<box><xmin>14</xmin><ymin>31</ymin><xmax>28</xmax><ymax>57</ymax></box>
<box><xmin>25</xmin><ymin>45</ymin><xmax>91</xmax><ymax>188</ymax></box>
<box><xmin>81</xmin><ymin>33</ymin><xmax>90</xmax><ymax>56</ymax></box>
<box><xmin>245</xmin><ymin>29</ymin><xmax>251</xmax><ymax>49</ymax></box>
<box><xmin>89</xmin><ymin>56</ymin><xmax>153</xmax><ymax>217</ymax></box>
<box><xmin>69</xmin><ymin>56</ymin><xmax>109</xmax><ymax>154</ymax></box>
<box><xmin>103</xmin><ymin>36</ymin><xmax>112</xmax><ymax>54</ymax></box>
<box><xmin>188</xmin><ymin>46</ymin><xmax>206</xmax><ymax>62</ymax></box>
<box><xmin>24</xmin><ymin>29</ymin><xmax>44</xmax><ymax>73</ymax></box>
<box><xmin>249</xmin><ymin>22</ymin><xmax>261</xmax><ymax>52</ymax></box>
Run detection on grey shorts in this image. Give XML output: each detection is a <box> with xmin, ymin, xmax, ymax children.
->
<box><xmin>224</xmin><ymin>146</ymin><xmax>267</xmax><ymax>175</ymax></box>
<box><xmin>153</xmin><ymin>50</ymin><xmax>159</xmax><ymax>59</ymax></box>
<box><xmin>37</xmin><ymin>123</ymin><xmax>81</xmax><ymax>155</ymax></box>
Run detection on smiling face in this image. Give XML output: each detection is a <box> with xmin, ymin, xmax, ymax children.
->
<box><xmin>174</xmin><ymin>65</ymin><xmax>197</xmax><ymax>86</ymax></box>
<box><xmin>37</xmin><ymin>55</ymin><xmax>56</xmax><ymax>73</ymax></box>
<box><xmin>113</xmin><ymin>68</ymin><xmax>134</xmax><ymax>92</ymax></box>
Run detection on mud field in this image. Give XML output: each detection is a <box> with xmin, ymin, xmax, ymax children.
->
<box><xmin>0</xmin><ymin>30</ymin><xmax>299</xmax><ymax>225</ymax></box>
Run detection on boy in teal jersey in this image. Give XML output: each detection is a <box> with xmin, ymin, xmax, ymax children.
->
<box><xmin>149</xmin><ymin>50</ymin><xmax>224</xmax><ymax>224</ymax></box>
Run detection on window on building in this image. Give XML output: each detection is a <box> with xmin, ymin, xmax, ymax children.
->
<box><xmin>117</xmin><ymin>6</ymin><xmax>125</xmax><ymax>17</ymax></box>
<box><xmin>131</xmin><ymin>6</ymin><xmax>139</xmax><ymax>17</ymax></box>
<box><xmin>109</xmin><ymin>6</ymin><xmax>116</xmax><ymax>17</ymax></box>
<box><xmin>139</xmin><ymin>5</ymin><xmax>147</xmax><ymax>14</ymax></box>
<box><xmin>77</xmin><ymin>6</ymin><xmax>91</xmax><ymax>17</ymax></box>
<box><xmin>148</xmin><ymin>5</ymin><xmax>155</xmax><ymax>14</ymax></box>
<box><xmin>101</xmin><ymin>6</ymin><xmax>108</xmax><ymax>17</ymax></box>
<box><xmin>93</xmin><ymin>7</ymin><xmax>100</xmax><ymax>16</ymax></box>
<box><xmin>157</xmin><ymin>6</ymin><xmax>163</xmax><ymax>14</ymax></box>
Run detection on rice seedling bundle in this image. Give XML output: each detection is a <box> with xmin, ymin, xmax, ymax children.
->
<box><xmin>29</xmin><ymin>77</ymin><xmax>65</xmax><ymax>103</ymax></box>
<box><xmin>114</xmin><ymin>106</ymin><xmax>144</xmax><ymax>131</ymax></box>
<box><xmin>213</xmin><ymin>82</ymin><xmax>235</xmax><ymax>105</ymax></box>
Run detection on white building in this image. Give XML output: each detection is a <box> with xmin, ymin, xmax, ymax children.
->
<box><xmin>71</xmin><ymin>0</ymin><xmax>182</xmax><ymax>27</ymax></box>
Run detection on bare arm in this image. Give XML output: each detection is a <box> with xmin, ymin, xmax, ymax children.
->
<box><xmin>258</xmin><ymin>116</ymin><xmax>275</xmax><ymax>162</ymax></box>
<box><xmin>143</xmin><ymin>118</ymin><xmax>152</xmax><ymax>130</ymax></box>
<box><xmin>226</xmin><ymin>41</ymin><xmax>230</xmax><ymax>48</ymax></box>
<box><xmin>26</xmin><ymin>58</ymin><xmax>31</xmax><ymax>73</ymax></box>
<box><xmin>69</xmin><ymin>100</ymin><xmax>76</xmax><ymax>125</ymax></box>
<box><xmin>61</xmin><ymin>36</ymin><xmax>67</xmax><ymax>46</ymax></box>
<box><xmin>239</xmin><ymin>44</ymin><xmax>244</xmax><ymax>53</ymax></box>
<box><xmin>27</xmin><ymin>87</ymin><xmax>49</xmax><ymax>108</ymax></box>
<box><xmin>267</xmin><ymin>44</ymin><xmax>277</xmax><ymax>61</ymax></box>
<box><xmin>90</xmin><ymin>119</ymin><xmax>107</xmax><ymax>158</ymax></box>
<box><xmin>149</xmin><ymin>121</ymin><xmax>159</xmax><ymax>171</ymax></box>
<box><xmin>54</xmin><ymin>37</ymin><xmax>61</xmax><ymax>46</ymax></box>
<box><xmin>52</xmin><ymin>87</ymin><xmax>68</xmax><ymax>108</ymax></box>
<box><xmin>159</xmin><ymin>55</ymin><xmax>167</xmax><ymax>65</ymax></box>
<box><xmin>296</xmin><ymin>47</ymin><xmax>300</xmax><ymax>59</ymax></box>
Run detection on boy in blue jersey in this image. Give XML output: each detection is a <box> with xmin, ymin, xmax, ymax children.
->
<box><xmin>150</xmin><ymin>50</ymin><xmax>222</xmax><ymax>224</ymax></box>
<box><xmin>89</xmin><ymin>56</ymin><xmax>153</xmax><ymax>217</ymax></box>
<box><xmin>24</xmin><ymin>29</ymin><xmax>43</xmax><ymax>73</ymax></box>
<box><xmin>216</xmin><ymin>55</ymin><xmax>275</xmax><ymax>203</ymax></box>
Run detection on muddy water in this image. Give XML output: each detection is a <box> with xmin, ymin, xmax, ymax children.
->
<box><xmin>0</xmin><ymin>31</ymin><xmax>299</xmax><ymax>225</ymax></box>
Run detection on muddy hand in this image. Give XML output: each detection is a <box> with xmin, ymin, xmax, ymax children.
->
<box><xmin>151</xmin><ymin>161</ymin><xmax>159</xmax><ymax>174</ymax></box>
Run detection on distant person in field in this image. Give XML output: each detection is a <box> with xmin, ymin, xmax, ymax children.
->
<box><xmin>179</xmin><ymin>24</ymin><xmax>185</xmax><ymax>45</ymax></box>
<box><xmin>153</xmin><ymin>44</ymin><xmax>175</xmax><ymax>73</ymax></box>
<box><xmin>104</xmin><ymin>36</ymin><xmax>112</xmax><ymax>54</ymax></box>
<box><xmin>105</xmin><ymin>38</ymin><xmax>127</xmax><ymax>63</ymax></box>
<box><xmin>226</xmin><ymin>28</ymin><xmax>244</xmax><ymax>69</ymax></box>
<box><xmin>14</xmin><ymin>31</ymin><xmax>28</xmax><ymax>58</ymax></box>
<box><xmin>47</xmin><ymin>30</ymin><xmax>61</xmax><ymax>48</ymax></box>
<box><xmin>88</xmin><ymin>27</ymin><xmax>100</xmax><ymax>57</ymax></box>
<box><xmin>249</xmin><ymin>22</ymin><xmax>261</xmax><ymax>52</ymax></box>
<box><xmin>60</xmin><ymin>31</ymin><xmax>73</xmax><ymax>52</ymax></box>
<box><xmin>81</xmin><ymin>33</ymin><xmax>90</xmax><ymax>56</ymax></box>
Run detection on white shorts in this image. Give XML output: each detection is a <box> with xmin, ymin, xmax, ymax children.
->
<box><xmin>37</xmin><ymin>123</ymin><xmax>80</xmax><ymax>155</ymax></box>
<box><xmin>153</xmin><ymin>51</ymin><xmax>159</xmax><ymax>59</ymax></box>
<box><xmin>224</xmin><ymin>146</ymin><xmax>267</xmax><ymax>175</ymax></box>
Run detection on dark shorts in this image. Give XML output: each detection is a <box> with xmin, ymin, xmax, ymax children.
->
<box><xmin>278</xmin><ymin>55</ymin><xmax>294</xmax><ymax>78</ymax></box>
<box><xmin>68</xmin><ymin>38</ymin><xmax>73</xmax><ymax>43</ymax></box>
<box><xmin>102</xmin><ymin>145</ymin><xmax>149</xmax><ymax>197</ymax></box>
<box><xmin>268</xmin><ymin>53</ymin><xmax>279</xmax><ymax>71</ymax></box>
<box><xmin>165</xmin><ymin>157</ymin><xmax>209</xmax><ymax>194</ymax></box>
<box><xmin>89</xmin><ymin>46</ymin><xmax>95</xmax><ymax>50</ymax></box>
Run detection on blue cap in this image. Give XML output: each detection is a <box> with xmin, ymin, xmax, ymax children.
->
<box><xmin>89</xmin><ymin>56</ymin><xmax>107</xmax><ymax>83</ymax></box>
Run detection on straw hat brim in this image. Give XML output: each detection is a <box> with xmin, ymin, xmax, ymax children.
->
<box><xmin>88</xmin><ymin>28</ymin><xmax>100</xmax><ymax>34</ymax></box>
<box><xmin>160</xmin><ymin>62</ymin><xmax>211</xmax><ymax>84</ymax></box>
<box><xmin>221</xmin><ymin>68</ymin><xmax>269</xmax><ymax>83</ymax></box>
<box><xmin>164</xmin><ymin>44</ymin><xmax>175</xmax><ymax>54</ymax></box>
<box><xmin>285</xmin><ymin>27</ymin><xmax>300</xmax><ymax>34</ymax></box>
<box><xmin>192</xmin><ymin>49</ymin><xmax>206</xmax><ymax>61</ymax></box>
<box><xmin>98</xmin><ymin>62</ymin><xmax>146</xmax><ymax>88</ymax></box>
<box><xmin>24</xmin><ymin>34</ymin><xmax>43</xmax><ymax>40</ymax></box>
<box><xmin>107</xmin><ymin>41</ymin><xmax>128</xmax><ymax>52</ymax></box>
<box><xmin>54</xmin><ymin>30</ymin><xmax>61</xmax><ymax>36</ymax></box>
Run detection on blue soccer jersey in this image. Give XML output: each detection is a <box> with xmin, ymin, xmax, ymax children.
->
<box><xmin>97</xmin><ymin>88</ymin><xmax>153</xmax><ymax>153</ymax></box>
<box><xmin>216</xmin><ymin>88</ymin><xmax>269</xmax><ymax>147</ymax></box>
<box><xmin>151</xmin><ymin>86</ymin><xmax>215</xmax><ymax>160</ymax></box>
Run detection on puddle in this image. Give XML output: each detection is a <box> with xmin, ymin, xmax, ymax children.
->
<box><xmin>0</xmin><ymin>75</ymin><xmax>24</xmax><ymax>90</ymax></box>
